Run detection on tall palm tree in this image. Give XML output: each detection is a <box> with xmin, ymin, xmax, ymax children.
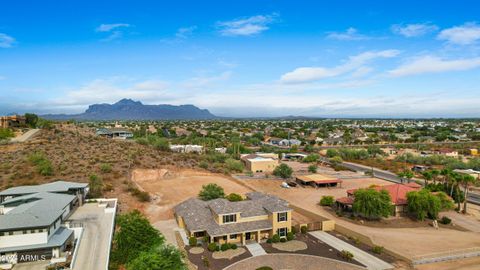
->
<box><xmin>431</xmin><ymin>169</ymin><xmax>440</xmax><ymax>185</ymax></box>
<box><xmin>461</xmin><ymin>174</ymin><xmax>476</xmax><ymax>214</ymax></box>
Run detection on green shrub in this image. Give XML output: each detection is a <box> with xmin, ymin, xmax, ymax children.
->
<box><xmin>199</xmin><ymin>161</ymin><xmax>209</xmax><ymax>169</ymax></box>
<box><xmin>280</xmin><ymin>237</ymin><xmax>286</xmax><ymax>243</ymax></box>
<box><xmin>100</xmin><ymin>163</ymin><xmax>112</xmax><ymax>173</ymax></box>
<box><xmin>340</xmin><ymin>250</ymin><xmax>354</xmax><ymax>261</ymax></box>
<box><xmin>272</xmin><ymin>234</ymin><xmax>280</xmax><ymax>243</ymax></box>
<box><xmin>308</xmin><ymin>164</ymin><xmax>318</xmax><ymax>173</ymax></box>
<box><xmin>256</xmin><ymin>267</ymin><xmax>273</xmax><ymax>270</ymax></box>
<box><xmin>226</xmin><ymin>193</ymin><xmax>243</xmax><ymax>202</ymax></box>
<box><xmin>291</xmin><ymin>226</ymin><xmax>297</xmax><ymax>234</ymax></box>
<box><xmin>372</xmin><ymin>245</ymin><xmax>384</xmax><ymax>254</ymax></box>
<box><xmin>230</xmin><ymin>243</ymin><xmax>237</xmax><ymax>250</ymax></box>
<box><xmin>300</xmin><ymin>225</ymin><xmax>307</xmax><ymax>234</ymax></box>
<box><xmin>225</xmin><ymin>158</ymin><xmax>244</xmax><ymax>172</ymax></box>
<box><xmin>216</xmin><ymin>246</ymin><xmax>220</xmax><ymax>252</ymax></box>
<box><xmin>320</xmin><ymin>195</ymin><xmax>335</xmax><ymax>206</ymax></box>
<box><xmin>266</xmin><ymin>238</ymin><xmax>272</xmax><ymax>244</ymax></box>
<box><xmin>202</xmin><ymin>256</ymin><xmax>210</xmax><ymax>267</ymax></box>
<box><xmin>286</xmin><ymin>232</ymin><xmax>294</xmax><ymax>241</ymax></box>
<box><xmin>207</xmin><ymin>243</ymin><xmax>217</xmax><ymax>252</ymax></box>
<box><xmin>189</xmin><ymin>237</ymin><xmax>197</xmax><ymax>247</ymax></box>
<box><xmin>220</xmin><ymin>243</ymin><xmax>230</xmax><ymax>251</ymax></box>
<box><xmin>440</xmin><ymin>216</ymin><xmax>452</xmax><ymax>225</ymax></box>
<box><xmin>202</xmin><ymin>236</ymin><xmax>209</xmax><ymax>243</ymax></box>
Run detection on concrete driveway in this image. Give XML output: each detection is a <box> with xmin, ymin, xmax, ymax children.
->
<box><xmin>152</xmin><ymin>219</ymin><xmax>180</xmax><ymax>247</ymax></box>
<box><xmin>309</xmin><ymin>231</ymin><xmax>394</xmax><ymax>270</ymax></box>
<box><xmin>69</xmin><ymin>203</ymin><xmax>115</xmax><ymax>270</ymax></box>
<box><xmin>443</xmin><ymin>211</ymin><xmax>480</xmax><ymax>233</ymax></box>
<box><xmin>10</xmin><ymin>129</ymin><xmax>40</xmax><ymax>143</ymax></box>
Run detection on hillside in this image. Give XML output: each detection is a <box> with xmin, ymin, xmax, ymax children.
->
<box><xmin>0</xmin><ymin>124</ymin><xmax>201</xmax><ymax>211</ymax></box>
<box><xmin>43</xmin><ymin>99</ymin><xmax>217</xmax><ymax>120</ymax></box>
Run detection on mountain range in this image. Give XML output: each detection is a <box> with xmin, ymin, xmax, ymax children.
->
<box><xmin>42</xmin><ymin>99</ymin><xmax>217</xmax><ymax>120</ymax></box>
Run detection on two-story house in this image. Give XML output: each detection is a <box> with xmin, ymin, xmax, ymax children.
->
<box><xmin>174</xmin><ymin>192</ymin><xmax>292</xmax><ymax>245</ymax></box>
<box><xmin>0</xmin><ymin>181</ymin><xmax>88</xmax><ymax>266</ymax></box>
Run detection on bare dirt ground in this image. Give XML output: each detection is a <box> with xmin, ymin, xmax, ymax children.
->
<box><xmin>239</xmin><ymin>170</ymin><xmax>480</xmax><ymax>262</ymax></box>
<box><xmin>414</xmin><ymin>256</ymin><xmax>480</xmax><ymax>270</ymax></box>
<box><xmin>132</xmin><ymin>168</ymin><xmax>252</xmax><ymax>222</ymax></box>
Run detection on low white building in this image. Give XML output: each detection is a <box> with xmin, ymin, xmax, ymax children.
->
<box><xmin>170</xmin><ymin>144</ymin><xmax>203</xmax><ymax>153</ymax></box>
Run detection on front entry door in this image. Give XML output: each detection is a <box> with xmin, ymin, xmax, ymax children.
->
<box><xmin>245</xmin><ymin>232</ymin><xmax>251</xmax><ymax>240</ymax></box>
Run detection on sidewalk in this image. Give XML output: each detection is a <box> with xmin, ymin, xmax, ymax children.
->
<box><xmin>245</xmin><ymin>243</ymin><xmax>267</xmax><ymax>256</ymax></box>
<box><xmin>309</xmin><ymin>231</ymin><xmax>394</xmax><ymax>270</ymax></box>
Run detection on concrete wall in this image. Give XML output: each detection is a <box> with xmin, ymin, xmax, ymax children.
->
<box><xmin>0</xmin><ymin>231</ymin><xmax>48</xmax><ymax>248</ymax></box>
<box><xmin>246</xmin><ymin>160</ymin><xmax>278</xmax><ymax>173</ymax></box>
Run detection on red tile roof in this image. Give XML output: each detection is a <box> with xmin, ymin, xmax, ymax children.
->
<box><xmin>346</xmin><ymin>183</ymin><xmax>421</xmax><ymax>206</ymax></box>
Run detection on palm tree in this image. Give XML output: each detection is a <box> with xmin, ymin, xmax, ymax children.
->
<box><xmin>440</xmin><ymin>169</ymin><xmax>452</xmax><ymax>191</ymax></box>
<box><xmin>422</xmin><ymin>171</ymin><xmax>432</xmax><ymax>186</ymax></box>
<box><xmin>431</xmin><ymin>169</ymin><xmax>440</xmax><ymax>185</ymax></box>
<box><xmin>460</xmin><ymin>174</ymin><xmax>476</xmax><ymax>214</ymax></box>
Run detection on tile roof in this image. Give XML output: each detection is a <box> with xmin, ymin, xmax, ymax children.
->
<box><xmin>346</xmin><ymin>183</ymin><xmax>421</xmax><ymax>205</ymax></box>
<box><xmin>175</xmin><ymin>192</ymin><xmax>291</xmax><ymax>236</ymax></box>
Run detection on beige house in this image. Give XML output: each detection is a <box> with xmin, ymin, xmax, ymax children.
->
<box><xmin>0</xmin><ymin>115</ymin><xmax>26</xmax><ymax>129</ymax></box>
<box><xmin>174</xmin><ymin>192</ymin><xmax>292</xmax><ymax>245</ymax></box>
<box><xmin>240</xmin><ymin>153</ymin><xmax>279</xmax><ymax>173</ymax></box>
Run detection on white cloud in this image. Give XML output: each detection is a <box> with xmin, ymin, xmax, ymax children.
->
<box><xmin>95</xmin><ymin>23</ymin><xmax>130</xmax><ymax>32</ymax></box>
<box><xmin>182</xmin><ymin>71</ymin><xmax>232</xmax><ymax>88</ymax></box>
<box><xmin>217</xmin><ymin>13</ymin><xmax>278</xmax><ymax>36</ymax></box>
<box><xmin>0</xmin><ymin>33</ymin><xmax>15</xmax><ymax>48</ymax></box>
<box><xmin>389</xmin><ymin>55</ymin><xmax>480</xmax><ymax>77</ymax></box>
<box><xmin>95</xmin><ymin>23</ymin><xmax>131</xmax><ymax>41</ymax></box>
<box><xmin>438</xmin><ymin>22</ymin><xmax>480</xmax><ymax>45</ymax></box>
<box><xmin>326</xmin><ymin>27</ymin><xmax>369</xmax><ymax>41</ymax></box>
<box><xmin>391</xmin><ymin>23</ymin><xmax>438</xmax><ymax>37</ymax></box>
<box><xmin>175</xmin><ymin>26</ymin><xmax>197</xmax><ymax>39</ymax></box>
<box><xmin>281</xmin><ymin>50</ymin><xmax>400</xmax><ymax>83</ymax></box>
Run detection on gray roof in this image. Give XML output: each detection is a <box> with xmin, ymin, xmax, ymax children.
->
<box><xmin>0</xmin><ymin>226</ymin><xmax>74</xmax><ymax>253</ymax></box>
<box><xmin>0</xmin><ymin>181</ymin><xmax>88</xmax><ymax>197</ymax></box>
<box><xmin>175</xmin><ymin>192</ymin><xmax>291</xmax><ymax>236</ymax></box>
<box><xmin>0</xmin><ymin>192</ymin><xmax>76</xmax><ymax>231</ymax></box>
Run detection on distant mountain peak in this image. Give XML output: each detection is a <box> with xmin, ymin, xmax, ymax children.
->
<box><xmin>114</xmin><ymin>98</ymin><xmax>143</xmax><ymax>106</ymax></box>
<box><xmin>43</xmin><ymin>99</ymin><xmax>217</xmax><ymax>120</ymax></box>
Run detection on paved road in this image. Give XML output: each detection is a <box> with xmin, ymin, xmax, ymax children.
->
<box><xmin>442</xmin><ymin>211</ymin><xmax>480</xmax><ymax>233</ymax></box>
<box><xmin>69</xmin><ymin>203</ymin><xmax>115</xmax><ymax>270</ymax></box>
<box><xmin>245</xmin><ymin>243</ymin><xmax>267</xmax><ymax>256</ymax></box>
<box><xmin>10</xmin><ymin>129</ymin><xmax>40</xmax><ymax>143</ymax></box>
<box><xmin>309</xmin><ymin>231</ymin><xmax>394</xmax><ymax>270</ymax></box>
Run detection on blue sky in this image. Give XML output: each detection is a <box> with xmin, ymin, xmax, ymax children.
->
<box><xmin>1</xmin><ymin>0</ymin><xmax>480</xmax><ymax>117</ymax></box>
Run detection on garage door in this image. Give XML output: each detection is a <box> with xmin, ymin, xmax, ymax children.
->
<box><xmin>17</xmin><ymin>249</ymin><xmax>52</xmax><ymax>262</ymax></box>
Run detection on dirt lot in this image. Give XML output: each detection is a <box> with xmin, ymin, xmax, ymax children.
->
<box><xmin>240</xmin><ymin>170</ymin><xmax>480</xmax><ymax>262</ymax></box>
<box><xmin>132</xmin><ymin>169</ymin><xmax>252</xmax><ymax>222</ymax></box>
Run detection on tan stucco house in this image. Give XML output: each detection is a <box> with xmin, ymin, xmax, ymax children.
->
<box><xmin>174</xmin><ymin>192</ymin><xmax>292</xmax><ymax>245</ymax></box>
<box><xmin>240</xmin><ymin>153</ymin><xmax>279</xmax><ymax>173</ymax></box>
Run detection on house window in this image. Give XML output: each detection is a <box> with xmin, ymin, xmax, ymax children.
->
<box><xmin>38</xmin><ymin>229</ymin><xmax>43</xmax><ymax>233</ymax></box>
<box><xmin>277</xmin><ymin>227</ymin><xmax>287</xmax><ymax>237</ymax></box>
<box><xmin>230</xmin><ymin>234</ymin><xmax>237</xmax><ymax>239</ymax></box>
<box><xmin>30</xmin><ymin>230</ymin><xmax>35</xmax><ymax>233</ymax></box>
<box><xmin>0</xmin><ymin>232</ymin><xmax>4</xmax><ymax>236</ymax></box>
<box><xmin>277</xmin><ymin>212</ymin><xmax>287</xmax><ymax>222</ymax></box>
<box><xmin>23</xmin><ymin>230</ymin><xmax>27</xmax><ymax>234</ymax></box>
<box><xmin>223</xmin><ymin>235</ymin><xmax>227</xmax><ymax>241</ymax></box>
<box><xmin>222</xmin><ymin>214</ymin><xmax>236</xmax><ymax>224</ymax></box>
<box><xmin>8</xmin><ymin>232</ymin><xmax>13</xmax><ymax>236</ymax></box>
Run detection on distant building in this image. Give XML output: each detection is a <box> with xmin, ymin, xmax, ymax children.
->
<box><xmin>281</xmin><ymin>153</ymin><xmax>307</xmax><ymax>161</ymax></box>
<box><xmin>296</xmin><ymin>174</ymin><xmax>342</xmax><ymax>188</ymax></box>
<box><xmin>0</xmin><ymin>115</ymin><xmax>26</xmax><ymax>129</ymax></box>
<box><xmin>174</xmin><ymin>192</ymin><xmax>292</xmax><ymax>245</ymax></box>
<box><xmin>169</xmin><ymin>144</ymin><xmax>203</xmax><ymax>153</ymax></box>
<box><xmin>278</xmin><ymin>139</ymin><xmax>301</xmax><ymax>147</ymax></box>
<box><xmin>95</xmin><ymin>128</ymin><xmax>133</xmax><ymax>139</ymax></box>
<box><xmin>214</xmin><ymin>147</ymin><xmax>227</xmax><ymax>154</ymax></box>
<box><xmin>0</xmin><ymin>181</ymin><xmax>89</xmax><ymax>266</ymax></box>
<box><xmin>241</xmin><ymin>153</ymin><xmax>279</xmax><ymax>173</ymax></box>
<box><xmin>454</xmin><ymin>169</ymin><xmax>480</xmax><ymax>179</ymax></box>
<box><xmin>336</xmin><ymin>183</ymin><xmax>422</xmax><ymax>216</ymax></box>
